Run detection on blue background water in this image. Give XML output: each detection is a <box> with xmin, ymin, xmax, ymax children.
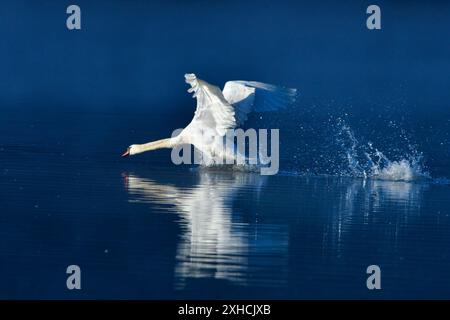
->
<box><xmin>1</xmin><ymin>0</ymin><xmax>450</xmax><ymax>299</ymax></box>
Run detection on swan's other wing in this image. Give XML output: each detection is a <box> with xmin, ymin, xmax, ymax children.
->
<box><xmin>222</xmin><ymin>80</ymin><xmax>298</xmax><ymax>125</ymax></box>
<box><xmin>184</xmin><ymin>74</ymin><xmax>236</xmax><ymax>136</ymax></box>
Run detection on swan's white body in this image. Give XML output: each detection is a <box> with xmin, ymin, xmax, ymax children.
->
<box><xmin>122</xmin><ymin>74</ymin><xmax>297</xmax><ymax>164</ymax></box>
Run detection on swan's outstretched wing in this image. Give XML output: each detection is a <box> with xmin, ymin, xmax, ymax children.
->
<box><xmin>222</xmin><ymin>80</ymin><xmax>298</xmax><ymax>125</ymax></box>
<box><xmin>182</xmin><ymin>74</ymin><xmax>239</xmax><ymax>162</ymax></box>
<box><xmin>184</xmin><ymin>73</ymin><xmax>236</xmax><ymax>136</ymax></box>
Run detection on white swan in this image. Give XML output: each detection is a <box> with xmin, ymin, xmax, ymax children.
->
<box><xmin>121</xmin><ymin>73</ymin><xmax>297</xmax><ymax>163</ymax></box>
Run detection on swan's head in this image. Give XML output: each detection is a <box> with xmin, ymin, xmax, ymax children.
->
<box><xmin>121</xmin><ymin>145</ymin><xmax>139</xmax><ymax>157</ymax></box>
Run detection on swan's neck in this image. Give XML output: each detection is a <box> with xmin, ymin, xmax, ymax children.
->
<box><xmin>134</xmin><ymin>138</ymin><xmax>174</xmax><ymax>154</ymax></box>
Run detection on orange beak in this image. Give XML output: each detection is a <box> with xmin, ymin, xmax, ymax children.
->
<box><xmin>121</xmin><ymin>149</ymin><xmax>130</xmax><ymax>157</ymax></box>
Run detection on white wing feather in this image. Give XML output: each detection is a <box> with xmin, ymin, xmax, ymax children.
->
<box><xmin>184</xmin><ymin>73</ymin><xmax>236</xmax><ymax>136</ymax></box>
<box><xmin>181</xmin><ymin>74</ymin><xmax>237</xmax><ymax>163</ymax></box>
<box><xmin>222</xmin><ymin>80</ymin><xmax>298</xmax><ymax>125</ymax></box>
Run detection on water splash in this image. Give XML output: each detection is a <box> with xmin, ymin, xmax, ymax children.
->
<box><xmin>336</xmin><ymin>119</ymin><xmax>430</xmax><ymax>181</ymax></box>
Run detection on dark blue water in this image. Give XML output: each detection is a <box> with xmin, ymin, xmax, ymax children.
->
<box><xmin>2</xmin><ymin>108</ymin><xmax>450</xmax><ymax>299</ymax></box>
<box><xmin>1</xmin><ymin>1</ymin><xmax>450</xmax><ymax>299</ymax></box>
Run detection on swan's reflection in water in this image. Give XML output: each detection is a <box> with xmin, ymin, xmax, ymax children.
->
<box><xmin>123</xmin><ymin>169</ymin><xmax>431</xmax><ymax>293</ymax></box>
<box><xmin>123</xmin><ymin>170</ymin><xmax>289</xmax><ymax>289</ymax></box>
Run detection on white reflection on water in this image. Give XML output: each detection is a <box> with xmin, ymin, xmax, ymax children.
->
<box><xmin>123</xmin><ymin>170</ymin><xmax>289</xmax><ymax>288</ymax></box>
<box><xmin>338</xmin><ymin>178</ymin><xmax>428</xmax><ymax>217</ymax></box>
<box><xmin>330</xmin><ymin>178</ymin><xmax>429</xmax><ymax>253</ymax></box>
<box><xmin>123</xmin><ymin>169</ymin><xmax>431</xmax><ymax>290</ymax></box>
